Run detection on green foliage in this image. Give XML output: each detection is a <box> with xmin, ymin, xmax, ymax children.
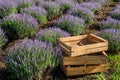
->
<box><xmin>0</xmin><ymin>8</ymin><xmax>17</xmax><ymax>18</ymax></box>
<box><xmin>36</xmin><ymin>15</ymin><xmax>47</xmax><ymax>24</ymax></box>
<box><xmin>93</xmin><ymin>73</ymin><xmax>106</xmax><ymax>80</ymax></box>
<box><xmin>0</xmin><ymin>20</ymin><xmax>35</xmax><ymax>38</ymax></box>
<box><xmin>108</xmin><ymin>55</ymin><xmax>120</xmax><ymax>80</ymax></box>
<box><xmin>77</xmin><ymin>0</ymin><xmax>83</xmax><ymax>3</ymax></box>
<box><xmin>0</xmin><ymin>14</ymin><xmax>38</xmax><ymax>39</ymax></box>
<box><xmin>18</xmin><ymin>3</ymin><xmax>32</xmax><ymax>12</ymax></box>
<box><xmin>35</xmin><ymin>27</ymin><xmax>70</xmax><ymax>46</ymax></box>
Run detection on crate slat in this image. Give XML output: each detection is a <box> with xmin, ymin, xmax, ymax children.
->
<box><xmin>71</xmin><ymin>46</ymin><xmax>108</xmax><ymax>57</ymax></box>
<box><xmin>61</xmin><ymin>64</ymin><xmax>107</xmax><ymax>76</ymax></box>
<box><xmin>58</xmin><ymin>35</ymin><xmax>87</xmax><ymax>42</ymax></box>
<box><xmin>71</xmin><ymin>42</ymin><xmax>108</xmax><ymax>51</ymax></box>
<box><xmin>62</xmin><ymin>55</ymin><xmax>108</xmax><ymax>66</ymax></box>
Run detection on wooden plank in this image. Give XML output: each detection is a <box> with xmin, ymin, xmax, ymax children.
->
<box><xmin>60</xmin><ymin>63</ymin><xmax>67</xmax><ymax>75</ymax></box>
<box><xmin>89</xmin><ymin>34</ymin><xmax>108</xmax><ymax>42</ymax></box>
<box><xmin>64</xmin><ymin>40</ymin><xmax>81</xmax><ymax>45</ymax></box>
<box><xmin>62</xmin><ymin>55</ymin><xmax>108</xmax><ymax>65</ymax></box>
<box><xmin>71</xmin><ymin>46</ymin><xmax>108</xmax><ymax>57</ymax></box>
<box><xmin>62</xmin><ymin>59</ymin><xmax>107</xmax><ymax>65</ymax></box>
<box><xmin>102</xmin><ymin>51</ymin><xmax>108</xmax><ymax>56</ymax></box>
<box><xmin>58</xmin><ymin>35</ymin><xmax>87</xmax><ymax>42</ymax></box>
<box><xmin>89</xmin><ymin>38</ymin><xmax>101</xmax><ymax>43</ymax></box>
<box><xmin>65</xmin><ymin>64</ymin><xmax>107</xmax><ymax>76</ymax></box>
<box><xmin>58</xmin><ymin>44</ymin><xmax>71</xmax><ymax>56</ymax></box>
<box><xmin>57</xmin><ymin>40</ymin><xmax>71</xmax><ymax>50</ymax></box>
<box><xmin>71</xmin><ymin>42</ymin><xmax>108</xmax><ymax>51</ymax></box>
<box><xmin>63</xmin><ymin>55</ymin><xmax>107</xmax><ymax>61</ymax></box>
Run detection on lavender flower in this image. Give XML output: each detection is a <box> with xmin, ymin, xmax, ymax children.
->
<box><xmin>79</xmin><ymin>2</ymin><xmax>102</xmax><ymax>12</ymax></box>
<box><xmin>22</xmin><ymin>6</ymin><xmax>47</xmax><ymax>24</ymax></box>
<box><xmin>110</xmin><ymin>8</ymin><xmax>120</xmax><ymax>20</ymax></box>
<box><xmin>0</xmin><ymin>14</ymin><xmax>38</xmax><ymax>38</ymax></box>
<box><xmin>87</xmin><ymin>0</ymin><xmax>108</xmax><ymax>6</ymax></box>
<box><xmin>100</xmin><ymin>29</ymin><xmax>120</xmax><ymax>53</ymax></box>
<box><xmin>55</xmin><ymin>0</ymin><xmax>74</xmax><ymax>11</ymax></box>
<box><xmin>0</xmin><ymin>1</ymin><xmax>18</xmax><ymax>18</ymax></box>
<box><xmin>42</xmin><ymin>1</ymin><xmax>61</xmax><ymax>20</ymax></box>
<box><xmin>100</xmin><ymin>17</ymin><xmax>120</xmax><ymax>29</ymax></box>
<box><xmin>35</xmin><ymin>27</ymin><xmax>70</xmax><ymax>45</ymax></box>
<box><xmin>69</xmin><ymin>4</ymin><xmax>94</xmax><ymax>25</ymax></box>
<box><xmin>5</xmin><ymin>39</ymin><xmax>61</xmax><ymax>79</ymax></box>
<box><xmin>116</xmin><ymin>5</ymin><xmax>120</xmax><ymax>9</ymax></box>
<box><xmin>0</xmin><ymin>28</ymin><xmax>7</xmax><ymax>50</ymax></box>
<box><xmin>56</xmin><ymin>15</ymin><xmax>85</xmax><ymax>35</ymax></box>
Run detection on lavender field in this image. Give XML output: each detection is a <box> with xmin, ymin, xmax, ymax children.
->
<box><xmin>0</xmin><ymin>0</ymin><xmax>120</xmax><ymax>80</ymax></box>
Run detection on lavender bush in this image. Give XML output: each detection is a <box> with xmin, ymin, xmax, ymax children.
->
<box><xmin>110</xmin><ymin>8</ymin><xmax>120</xmax><ymax>20</ymax></box>
<box><xmin>42</xmin><ymin>2</ymin><xmax>61</xmax><ymax>20</ymax></box>
<box><xmin>100</xmin><ymin>29</ymin><xmax>120</xmax><ymax>53</ymax></box>
<box><xmin>0</xmin><ymin>14</ymin><xmax>38</xmax><ymax>38</ymax></box>
<box><xmin>5</xmin><ymin>39</ymin><xmax>61</xmax><ymax>80</ymax></box>
<box><xmin>100</xmin><ymin>17</ymin><xmax>120</xmax><ymax>29</ymax></box>
<box><xmin>11</xmin><ymin>0</ymin><xmax>34</xmax><ymax>12</ymax></box>
<box><xmin>22</xmin><ymin>6</ymin><xmax>47</xmax><ymax>24</ymax></box>
<box><xmin>55</xmin><ymin>0</ymin><xmax>74</xmax><ymax>11</ymax></box>
<box><xmin>79</xmin><ymin>2</ymin><xmax>102</xmax><ymax>13</ymax></box>
<box><xmin>0</xmin><ymin>1</ymin><xmax>18</xmax><ymax>18</ymax></box>
<box><xmin>0</xmin><ymin>28</ymin><xmax>7</xmax><ymax>50</ymax></box>
<box><xmin>56</xmin><ymin>15</ymin><xmax>85</xmax><ymax>35</ymax></box>
<box><xmin>35</xmin><ymin>27</ymin><xmax>70</xmax><ymax>45</ymax></box>
<box><xmin>69</xmin><ymin>5</ymin><xmax>94</xmax><ymax>25</ymax></box>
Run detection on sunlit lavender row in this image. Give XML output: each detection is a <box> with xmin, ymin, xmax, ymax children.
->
<box><xmin>0</xmin><ymin>0</ymin><xmax>119</xmax><ymax>79</ymax></box>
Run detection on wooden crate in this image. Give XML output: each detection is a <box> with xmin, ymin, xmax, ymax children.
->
<box><xmin>61</xmin><ymin>64</ymin><xmax>108</xmax><ymax>76</ymax></box>
<box><xmin>61</xmin><ymin>52</ymin><xmax>108</xmax><ymax>66</ymax></box>
<box><xmin>57</xmin><ymin>34</ymin><xmax>108</xmax><ymax>57</ymax></box>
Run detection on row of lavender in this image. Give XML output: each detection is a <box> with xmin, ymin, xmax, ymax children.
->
<box><xmin>0</xmin><ymin>0</ymin><xmax>108</xmax><ymax>38</ymax></box>
<box><xmin>0</xmin><ymin>0</ymin><xmax>115</xmax><ymax>79</ymax></box>
<box><xmin>100</xmin><ymin>4</ymin><xmax>120</xmax><ymax>54</ymax></box>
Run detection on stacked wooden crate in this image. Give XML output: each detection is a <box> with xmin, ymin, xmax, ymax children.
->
<box><xmin>57</xmin><ymin>34</ymin><xmax>108</xmax><ymax>76</ymax></box>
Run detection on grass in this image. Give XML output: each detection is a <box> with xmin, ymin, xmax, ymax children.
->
<box><xmin>108</xmin><ymin>55</ymin><xmax>120</xmax><ymax>80</ymax></box>
<box><xmin>92</xmin><ymin>54</ymin><xmax>120</xmax><ymax>80</ymax></box>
